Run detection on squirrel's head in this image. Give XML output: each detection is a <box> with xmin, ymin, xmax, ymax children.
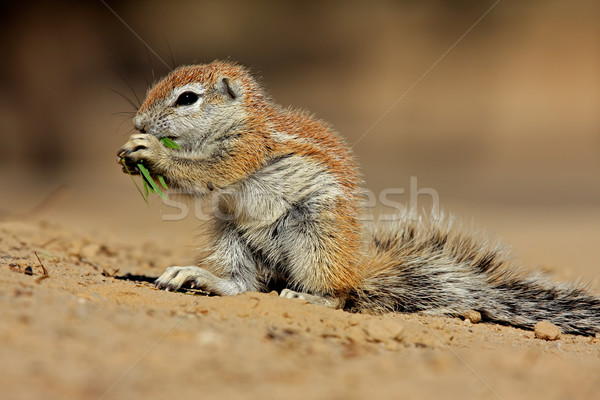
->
<box><xmin>133</xmin><ymin>61</ymin><xmax>265</xmax><ymax>150</ymax></box>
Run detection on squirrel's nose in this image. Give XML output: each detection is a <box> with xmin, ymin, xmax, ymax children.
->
<box><xmin>133</xmin><ymin>116</ymin><xmax>147</xmax><ymax>133</ymax></box>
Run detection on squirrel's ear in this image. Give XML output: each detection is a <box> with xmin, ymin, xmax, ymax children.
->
<box><xmin>217</xmin><ymin>77</ymin><xmax>239</xmax><ymax>100</ymax></box>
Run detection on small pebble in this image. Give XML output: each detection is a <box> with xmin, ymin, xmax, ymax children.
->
<box><xmin>464</xmin><ymin>310</ymin><xmax>481</xmax><ymax>324</ymax></box>
<box><xmin>534</xmin><ymin>321</ymin><xmax>561</xmax><ymax>341</ymax></box>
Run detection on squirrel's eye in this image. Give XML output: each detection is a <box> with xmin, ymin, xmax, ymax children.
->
<box><xmin>174</xmin><ymin>91</ymin><xmax>199</xmax><ymax>107</ymax></box>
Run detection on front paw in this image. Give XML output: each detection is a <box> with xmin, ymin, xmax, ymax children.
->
<box><xmin>117</xmin><ymin>134</ymin><xmax>164</xmax><ymax>173</ymax></box>
<box><xmin>155</xmin><ymin>266</ymin><xmax>205</xmax><ymax>292</ymax></box>
<box><xmin>154</xmin><ymin>266</ymin><xmax>242</xmax><ymax>296</ymax></box>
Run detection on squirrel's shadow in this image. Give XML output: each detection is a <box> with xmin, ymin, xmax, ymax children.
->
<box><xmin>114</xmin><ymin>272</ymin><xmax>212</xmax><ymax>296</ymax></box>
<box><xmin>114</xmin><ymin>272</ymin><xmax>156</xmax><ymax>284</ymax></box>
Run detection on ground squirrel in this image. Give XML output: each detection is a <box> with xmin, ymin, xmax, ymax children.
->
<box><xmin>117</xmin><ymin>61</ymin><xmax>600</xmax><ymax>336</ymax></box>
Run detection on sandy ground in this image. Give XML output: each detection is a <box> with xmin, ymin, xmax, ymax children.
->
<box><xmin>2</xmin><ymin>210</ymin><xmax>600</xmax><ymax>400</ymax></box>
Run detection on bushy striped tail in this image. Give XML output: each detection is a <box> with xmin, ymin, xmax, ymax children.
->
<box><xmin>347</xmin><ymin>214</ymin><xmax>600</xmax><ymax>336</ymax></box>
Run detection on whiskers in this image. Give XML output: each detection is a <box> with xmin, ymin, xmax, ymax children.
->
<box><xmin>109</xmin><ymin>70</ymin><xmax>143</xmax><ymax>133</ymax></box>
<box><xmin>110</xmin><ymin>87</ymin><xmax>140</xmax><ymax>111</ymax></box>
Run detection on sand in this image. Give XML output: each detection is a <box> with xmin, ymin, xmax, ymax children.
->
<box><xmin>2</xmin><ymin>218</ymin><xmax>600</xmax><ymax>400</ymax></box>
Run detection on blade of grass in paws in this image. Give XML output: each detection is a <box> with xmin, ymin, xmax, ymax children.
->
<box><xmin>138</xmin><ymin>163</ymin><xmax>167</xmax><ymax>199</ymax></box>
<box><xmin>121</xmin><ymin>159</ymin><xmax>149</xmax><ymax>205</ymax></box>
<box><xmin>141</xmin><ymin>173</ymin><xmax>155</xmax><ymax>193</ymax></box>
<box><xmin>158</xmin><ymin>175</ymin><xmax>168</xmax><ymax>189</ymax></box>
<box><xmin>160</xmin><ymin>137</ymin><xmax>181</xmax><ymax>150</ymax></box>
<box><xmin>143</xmin><ymin>176</ymin><xmax>155</xmax><ymax>195</ymax></box>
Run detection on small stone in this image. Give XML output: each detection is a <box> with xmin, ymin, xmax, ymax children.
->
<box><xmin>464</xmin><ymin>310</ymin><xmax>481</xmax><ymax>324</ymax></box>
<box><xmin>534</xmin><ymin>321</ymin><xmax>561</xmax><ymax>341</ymax></box>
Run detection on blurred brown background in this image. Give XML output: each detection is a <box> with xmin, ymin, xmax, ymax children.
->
<box><xmin>1</xmin><ymin>0</ymin><xmax>599</xmax><ymax>279</ymax></box>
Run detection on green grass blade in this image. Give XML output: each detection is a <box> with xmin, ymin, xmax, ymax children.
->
<box><xmin>144</xmin><ymin>175</ymin><xmax>155</xmax><ymax>193</ymax></box>
<box><xmin>138</xmin><ymin>163</ymin><xmax>167</xmax><ymax>199</ymax></box>
<box><xmin>160</xmin><ymin>137</ymin><xmax>181</xmax><ymax>150</ymax></box>
<box><xmin>138</xmin><ymin>163</ymin><xmax>156</xmax><ymax>193</ymax></box>
<box><xmin>121</xmin><ymin>159</ymin><xmax>149</xmax><ymax>206</ymax></box>
<box><xmin>158</xmin><ymin>175</ymin><xmax>168</xmax><ymax>189</ymax></box>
